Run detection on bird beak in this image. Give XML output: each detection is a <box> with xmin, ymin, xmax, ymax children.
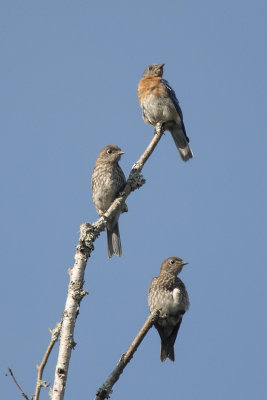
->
<box><xmin>181</xmin><ymin>261</ymin><xmax>188</xmax><ymax>266</ymax></box>
<box><xmin>159</xmin><ymin>63</ymin><xmax>165</xmax><ymax>68</ymax></box>
<box><xmin>118</xmin><ymin>151</ymin><xmax>125</xmax><ymax>155</ymax></box>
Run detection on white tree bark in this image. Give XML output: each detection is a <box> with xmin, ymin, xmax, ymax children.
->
<box><xmin>50</xmin><ymin>244</ymin><xmax>89</xmax><ymax>400</ymax></box>
<box><xmin>51</xmin><ymin>124</ymin><xmax>164</xmax><ymax>400</ymax></box>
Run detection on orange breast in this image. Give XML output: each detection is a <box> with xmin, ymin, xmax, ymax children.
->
<box><xmin>138</xmin><ymin>76</ymin><xmax>167</xmax><ymax>102</ymax></box>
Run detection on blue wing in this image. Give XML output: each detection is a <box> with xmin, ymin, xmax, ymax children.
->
<box><xmin>161</xmin><ymin>79</ymin><xmax>189</xmax><ymax>142</ymax></box>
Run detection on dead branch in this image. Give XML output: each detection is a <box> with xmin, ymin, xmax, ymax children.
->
<box><xmin>34</xmin><ymin>323</ymin><xmax>61</xmax><ymax>400</ymax></box>
<box><xmin>51</xmin><ymin>124</ymin><xmax>164</xmax><ymax>400</ymax></box>
<box><xmin>94</xmin><ymin>310</ymin><xmax>159</xmax><ymax>400</ymax></box>
<box><xmin>8</xmin><ymin>367</ymin><xmax>30</xmax><ymax>400</ymax></box>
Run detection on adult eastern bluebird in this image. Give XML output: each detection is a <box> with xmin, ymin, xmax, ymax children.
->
<box><xmin>92</xmin><ymin>145</ymin><xmax>127</xmax><ymax>258</ymax></box>
<box><xmin>138</xmin><ymin>64</ymin><xmax>193</xmax><ymax>161</ymax></box>
<box><xmin>148</xmin><ymin>257</ymin><xmax>190</xmax><ymax>362</ymax></box>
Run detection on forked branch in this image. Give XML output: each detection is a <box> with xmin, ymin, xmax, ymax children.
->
<box><xmin>34</xmin><ymin>323</ymin><xmax>61</xmax><ymax>400</ymax></box>
<box><xmin>51</xmin><ymin>124</ymin><xmax>164</xmax><ymax>400</ymax></box>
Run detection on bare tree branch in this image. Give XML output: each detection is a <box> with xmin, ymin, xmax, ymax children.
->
<box><xmin>94</xmin><ymin>310</ymin><xmax>159</xmax><ymax>400</ymax></box>
<box><xmin>51</xmin><ymin>124</ymin><xmax>164</xmax><ymax>400</ymax></box>
<box><xmin>7</xmin><ymin>367</ymin><xmax>30</xmax><ymax>400</ymax></box>
<box><xmin>34</xmin><ymin>323</ymin><xmax>61</xmax><ymax>400</ymax></box>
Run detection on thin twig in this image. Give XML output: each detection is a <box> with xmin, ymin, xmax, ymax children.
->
<box><xmin>51</xmin><ymin>124</ymin><xmax>164</xmax><ymax>400</ymax></box>
<box><xmin>94</xmin><ymin>310</ymin><xmax>160</xmax><ymax>400</ymax></box>
<box><xmin>34</xmin><ymin>323</ymin><xmax>61</xmax><ymax>400</ymax></box>
<box><xmin>8</xmin><ymin>367</ymin><xmax>30</xmax><ymax>400</ymax></box>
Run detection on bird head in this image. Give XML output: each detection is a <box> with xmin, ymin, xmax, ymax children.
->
<box><xmin>98</xmin><ymin>144</ymin><xmax>125</xmax><ymax>163</ymax></box>
<box><xmin>142</xmin><ymin>64</ymin><xmax>165</xmax><ymax>78</ymax></box>
<box><xmin>160</xmin><ymin>257</ymin><xmax>188</xmax><ymax>276</ymax></box>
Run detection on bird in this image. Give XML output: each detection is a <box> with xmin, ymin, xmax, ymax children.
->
<box><xmin>138</xmin><ymin>64</ymin><xmax>193</xmax><ymax>161</ymax></box>
<box><xmin>148</xmin><ymin>256</ymin><xmax>190</xmax><ymax>362</ymax></box>
<box><xmin>92</xmin><ymin>144</ymin><xmax>127</xmax><ymax>258</ymax></box>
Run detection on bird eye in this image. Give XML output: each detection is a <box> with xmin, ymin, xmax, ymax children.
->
<box><xmin>170</xmin><ymin>259</ymin><xmax>175</xmax><ymax>265</ymax></box>
<box><xmin>107</xmin><ymin>149</ymin><xmax>112</xmax><ymax>154</ymax></box>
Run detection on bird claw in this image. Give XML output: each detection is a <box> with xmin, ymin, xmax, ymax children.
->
<box><xmin>155</xmin><ymin>122</ymin><xmax>165</xmax><ymax>135</ymax></box>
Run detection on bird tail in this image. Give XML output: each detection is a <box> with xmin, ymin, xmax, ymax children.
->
<box><xmin>160</xmin><ymin>342</ymin><xmax>175</xmax><ymax>362</ymax></box>
<box><xmin>156</xmin><ymin>316</ymin><xmax>183</xmax><ymax>362</ymax></box>
<box><xmin>170</xmin><ymin>127</ymin><xmax>193</xmax><ymax>162</ymax></box>
<box><xmin>106</xmin><ymin>222</ymin><xmax>122</xmax><ymax>258</ymax></box>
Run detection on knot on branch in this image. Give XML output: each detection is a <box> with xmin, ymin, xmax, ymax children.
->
<box><xmin>127</xmin><ymin>168</ymin><xmax>146</xmax><ymax>191</ymax></box>
<box><xmin>96</xmin><ymin>384</ymin><xmax>113</xmax><ymax>400</ymax></box>
<box><xmin>70</xmin><ymin>281</ymin><xmax>88</xmax><ymax>303</ymax></box>
<box><xmin>80</xmin><ymin>289</ymin><xmax>89</xmax><ymax>298</ymax></box>
<box><xmin>64</xmin><ymin>336</ymin><xmax>75</xmax><ymax>349</ymax></box>
<box><xmin>39</xmin><ymin>379</ymin><xmax>50</xmax><ymax>388</ymax></box>
<box><xmin>78</xmin><ymin>221</ymin><xmax>106</xmax><ymax>258</ymax></box>
<box><xmin>50</xmin><ymin>323</ymin><xmax>61</xmax><ymax>341</ymax></box>
<box><xmin>57</xmin><ymin>367</ymin><xmax>66</xmax><ymax>377</ymax></box>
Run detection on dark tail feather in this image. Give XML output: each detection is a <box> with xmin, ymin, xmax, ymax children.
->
<box><xmin>106</xmin><ymin>222</ymin><xmax>122</xmax><ymax>258</ymax></box>
<box><xmin>157</xmin><ymin>317</ymin><xmax>183</xmax><ymax>362</ymax></box>
<box><xmin>178</xmin><ymin>145</ymin><xmax>193</xmax><ymax>161</ymax></box>
<box><xmin>170</xmin><ymin>128</ymin><xmax>193</xmax><ymax>162</ymax></box>
<box><xmin>160</xmin><ymin>342</ymin><xmax>175</xmax><ymax>362</ymax></box>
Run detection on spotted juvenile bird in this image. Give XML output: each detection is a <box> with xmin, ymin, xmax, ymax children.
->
<box><xmin>92</xmin><ymin>145</ymin><xmax>127</xmax><ymax>258</ymax></box>
<box><xmin>138</xmin><ymin>64</ymin><xmax>193</xmax><ymax>161</ymax></box>
<box><xmin>148</xmin><ymin>257</ymin><xmax>190</xmax><ymax>362</ymax></box>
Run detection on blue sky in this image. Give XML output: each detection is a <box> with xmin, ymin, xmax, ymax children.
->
<box><xmin>1</xmin><ymin>1</ymin><xmax>266</xmax><ymax>399</ymax></box>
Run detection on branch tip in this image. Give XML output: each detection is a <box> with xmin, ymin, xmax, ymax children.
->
<box><xmin>7</xmin><ymin>367</ymin><xmax>30</xmax><ymax>400</ymax></box>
